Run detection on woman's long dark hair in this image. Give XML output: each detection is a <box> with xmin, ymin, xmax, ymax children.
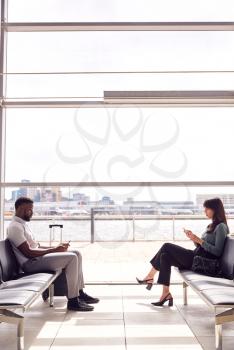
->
<box><xmin>203</xmin><ymin>197</ymin><xmax>229</xmax><ymax>233</ymax></box>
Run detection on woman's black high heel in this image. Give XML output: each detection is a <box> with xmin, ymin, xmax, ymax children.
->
<box><xmin>151</xmin><ymin>293</ymin><xmax>173</xmax><ymax>307</ymax></box>
<box><xmin>136</xmin><ymin>277</ymin><xmax>154</xmax><ymax>290</ymax></box>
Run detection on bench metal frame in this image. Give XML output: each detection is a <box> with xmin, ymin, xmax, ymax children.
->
<box><xmin>181</xmin><ymin>278</ymin><xmax>234</xmax><ymax>350</ymax></box>
<box><xmin>0</xmin><ymin>272</ymin><xmax>59</xmax><ymax>350</ymax></box>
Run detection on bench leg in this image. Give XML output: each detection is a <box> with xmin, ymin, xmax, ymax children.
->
<box><xmin>17</xmin><ymin>319</ymin><xmax>24</xmax><ymax>350</ymax></box>
<box><xmin>215</xmin><ymin>323</ymin><xmax>222</xmax><ymax>350</ymax></box>
<box><xmin>183</xmin><ymin>282</ymin><xmax>188</xmax><ymax>305</ymax></box>
<box><xmin>49</xmin><ymin>284</ymin><xmax>54</xmax><ymax>307</ymax></box>
<box><xmin>0</xmin><ymin>309</ymin><xmax>24</xmax><ymax>350</ymax></box>
<box><xmin>214</xmin><ymin>308</ymin><xmax>234</xmax><ymax>350</ymax></box>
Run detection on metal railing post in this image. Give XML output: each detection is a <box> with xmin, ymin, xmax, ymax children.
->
<box><xmin>91</xmin><ymin>208</ymin><xmax>95</xmax><ymax>243</ymax></box>
<box><xmin>172</xmin><ymin>215</ymin><xmax>175</xmax><ymax>241</ymax></box>
<box><xmin>132</xmin><ymin>215</ymin><xmax>135</xmax><ymax>242</ymax></box>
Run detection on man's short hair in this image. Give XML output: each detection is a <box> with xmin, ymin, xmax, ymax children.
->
<box><xmin>15</xmin><ymin>197</ymin><xmax>33</xmax><ymax>210</ymax></box>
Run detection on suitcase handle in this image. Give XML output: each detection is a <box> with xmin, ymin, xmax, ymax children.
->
<box><xmin>49</xmin><ymin>224</ymin><xmax>63</xmax><ymax>228</ymax></box>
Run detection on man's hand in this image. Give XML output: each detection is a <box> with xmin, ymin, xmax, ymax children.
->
<box><xmin>57</xmin><ymin>242</ymin><xmax>70</xmax><ymax>251</ymax></box>
<box><xmin>55</xmin><ymin>244</ymin><xmax>68</xmax><ymax>252</ymax></box>
<box><xmin>62</xmin><ymin>242</ymin><xmax>70</xmax><ymax>250</ymax></box>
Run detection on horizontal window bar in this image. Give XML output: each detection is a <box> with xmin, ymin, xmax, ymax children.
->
<box><xmin>2</xmin><ymin>181</ymin><xmax>234</xmax><ymax>187</ymax></box>
<box><xmin>2</xmin><ymin>70</ymin><xmax>234</xmax><ymax>75</ymax></box>
<box><xmin>4</xmin><ymin>22</ymin><xmax>234</xmax><ymax>32</ymax></box>
<box><xmin>4</xmin><ymin>214</ymin><xmax>233</xmax><ymax>219</ymax></box>
<box><xmin>2</xmin><ymin>99</ymin><xmax>234</xmax><ymax>108</ymax></box>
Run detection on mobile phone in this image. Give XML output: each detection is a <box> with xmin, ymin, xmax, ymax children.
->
<box><xmin>183</xmin><ymin>228</ymin><xmax>190</xmax><ymax>234</ymax></box>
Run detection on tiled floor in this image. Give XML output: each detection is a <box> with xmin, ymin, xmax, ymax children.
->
<box><xmin>1</xmin><ymin>284</ymin><xmax>234</xmax><ymax>350</ymax></box>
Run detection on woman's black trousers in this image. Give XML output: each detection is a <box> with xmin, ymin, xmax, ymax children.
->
<box><xmin>150</xmin><ymin>242</ymin><xmax>195</xmax><ymax>286</ymax></box>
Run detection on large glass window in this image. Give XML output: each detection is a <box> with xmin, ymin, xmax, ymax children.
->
<box><xmin>6</xmin><ymin>31</ymin><xmax>234</xmax><ymax>101</ymax></box>
<box><xmin>5</xmin><ymin>107</ymin><xmax>234</xmax><ymax>182</ymax></box>
<box><xmin>7</xmin><ymin>31</ymin><xmax>234</xmax><ymax>74</ymax></box>
<box><xmin>2</xmin><ymin>0</ymin><xmax>234</xmax><ymax>252</ymax></box>
<box><xmin>5</xmin><ymin>72</ymin><xmax>234</xmax><ymax>100</ymax></box>
<box><xmin>7</xmin><ymin>0</ymin><xmax>234</xmax><ymax>22</ymax></box>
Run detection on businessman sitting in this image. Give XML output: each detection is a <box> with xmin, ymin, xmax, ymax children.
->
<box><xmin>7</xmin><ymin>196</ymin><xmax>99</xmax><ymax>312</ymax></box>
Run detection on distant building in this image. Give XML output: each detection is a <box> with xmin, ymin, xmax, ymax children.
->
<box><xmin>73</xmin><ymin>192</ymin><xmax>90</xmax><ymax>204</ymax></box>
<box><xmin>123</xmin><ymin>198</ymin><xmax>194</xmax><ymax>208</ymax></box>
<box><xmin>11</xmin><ymin>190</ymin><xmax>21</xmax><ymax>201</ymax></box>
<box><xmin>122</xmin><ymin>198</ymin><xmax>196</xmax><ymax>214</ymax></box>
<box><xmin>88</xmin><ymin>196</ymin><xmax>115</xmax><ymax>206</ymax></box>
<box><xmin>53</xmin><ymin>187</ymin><xmax>62</xmax><ymax>202</ymax></box>
<box><xmin>33</xmin><ymin>189</ymin><xmax>41</xmax><ymax>202</ymax></box>
<box><xmin>99</xmin><ymin>196</ymin><xmax>114</xmax><ymax>205</ymax></box>
<box><xmin>11</xmin><ymin>179</ymin><xmax>32</xmax><ymax>201</ymax></box>
<box><xmin>196</xmin><ymin>194</ymin><xmax>234</xmax><ymax>208</ymax></box>
<box><xmin>41</xmin><ymin>187</ymin><xmax>62</xmax><ymax>202</ymax></box>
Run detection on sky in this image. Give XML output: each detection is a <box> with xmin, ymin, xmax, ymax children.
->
<box><xmin>3</xmin><ymin>0</ymin><xmax>234</xmax><ymax>201</ymax></box>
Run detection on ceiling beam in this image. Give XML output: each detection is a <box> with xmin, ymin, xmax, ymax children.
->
<box><xmin>103</xmin><ymin>90</ymin><xmax>234</xmax><ymax>105</ymax></box>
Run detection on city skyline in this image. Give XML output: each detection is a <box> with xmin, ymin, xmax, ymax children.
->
<box><xmin>6</xmin><ymin>179</ymin><xmax>234</xmax><ymax>210</ymax></box>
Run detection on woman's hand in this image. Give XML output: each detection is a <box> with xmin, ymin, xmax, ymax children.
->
<box><xmin>184</xmin><ymin>229</ymin><xmax>204</xmax><ymax>245</ymax></box>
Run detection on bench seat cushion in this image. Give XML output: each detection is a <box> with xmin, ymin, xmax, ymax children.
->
<box><xmin>177</xmin><ymin>268</ymin><xmax>234</xmax><ymax>290</ymax></box>
<box><xmin>0</xmin><ymin>290</ymin><xmax>37</xmax><ymax>307</ymax></box>
<box><xmin>201</xmin><ymin>288</ymin><xmax>234</xmax><ymax>306</ymax></box>
<box><xmin>177</xmin><ymin>268</ymin><xmax>234</xmax><ymax>285</ymax></box>
<box><xmin>0</xmin><ymin>273</ymin><xmax>55</xmax><ymax>293</ymax></box>
<box><xmin>176</xmin><ymin>268</ymin><xmax>209</xmax><ymax>281</ymax></box>
<box><xmin>17</xmin><ymin>272</ymin><xmax>56</xmax><ymax>284</ymax></box>
<box><xmin>177</xmin><ymin>268</ymin><xmax>233</xmax><ymax>282</ymax></box>
<box><xmin>188</xmin><ymin>278</ymin><xmax>234</xmax><ymax>291</ymax></box>
<box><xmin>176</xmin><ymin>267</ymin><xmax>234</xmax><ymax>306</ymax></box>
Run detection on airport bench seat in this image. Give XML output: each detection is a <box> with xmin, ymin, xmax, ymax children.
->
<box><xmin>0</xmin><ymin>239</ymin><xmax>61</xmax><ymax>350</ymax></box>
<box><xmin>176</xmin><ymin>236</ymin><xmax>234</xmax><ymax>350</ymax></box>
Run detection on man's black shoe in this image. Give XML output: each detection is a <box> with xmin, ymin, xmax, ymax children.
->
<box><xmin>79</xmin><ymin>290</ymin><xmax>100</xmax><ymax>304</ymax></box>
<box><xmin>67</xmin><ymin>298</ymin><xmax>94</xmax><ymax>311</ymax></box>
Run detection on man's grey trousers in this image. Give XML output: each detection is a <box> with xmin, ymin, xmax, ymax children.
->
<box><xmin>23</xmin><ymin>250</ymin><xmax>84</xmax><ymax>299</ymax></box>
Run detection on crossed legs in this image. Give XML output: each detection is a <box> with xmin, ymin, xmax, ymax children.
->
<box><xmin>143</xmin><ymin>243</ymin><xmax>194</xmax><ymax>301</ymax></box>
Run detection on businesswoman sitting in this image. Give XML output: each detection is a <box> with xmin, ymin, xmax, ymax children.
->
<box><xmin>136</xmin><ymin>197</ymin><xmax>229</xmax><ymax>307</ymax></box>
